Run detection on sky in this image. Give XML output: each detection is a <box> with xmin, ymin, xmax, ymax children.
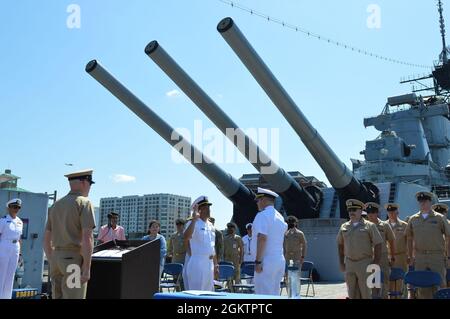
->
<box><xmin>0</xmin><ymin>0</ymin><xmax>444</xmax><ymax>229</ymax></box>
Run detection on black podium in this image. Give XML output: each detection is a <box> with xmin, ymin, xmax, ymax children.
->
<box><xmin>86</xmin><ymin>240</ymin><xmax>160</xmax><ymax>299</ymax></box>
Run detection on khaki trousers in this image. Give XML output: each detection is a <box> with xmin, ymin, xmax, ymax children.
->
<box><xmin>224</xmin><ymin>256</ymin><xmax>241</xmax><ymax>284</ymax></box>
<box><xmin>50</xmin><ymin>250</ymin><xmax>87</xmax><ymax>299</ymax></box>
<box><xmin>415</xmin><ymin>253</ymin><xmax>446</xmax><ymax>299</ymax></box>
<box><xmin>345</xmin><ymin>258</ymin><xmax>372</xmax><ymax>299</ymax></box>
<box><xmin>378</xmin><ymin>254</ymin><xmax>390</xmax><ymax>299</ymax></box>
<box><xmin>390</xmin><ymin>253</ymin><xmax>408</xmax><ymax>298</ymax></box>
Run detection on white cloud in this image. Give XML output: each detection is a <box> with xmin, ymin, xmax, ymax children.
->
<box><xmin>166</xmin><ymin>89</ymin><xmax>181</xmax><ymax>98</ymax></box>
<box><xmin>112</xmin><ymin>174</ymin><xmax>136</xmax><ymax>183</ymax></box>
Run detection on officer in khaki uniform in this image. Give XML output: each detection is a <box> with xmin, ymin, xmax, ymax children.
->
<box><xmin>402</xmin><ymin>215</ymin><xmax>415</xmax><ymax>298</ymax></box>
<box><xmin>284</xmin><ymin>215</ymin><xmax>307</xmax><ymax>267</ymax></box>
<box><xmin>337</xmin><ymin>199</ymin><xmax>383</xmax><ymax>299</ymax></box>
<box><xmin>406</xmin><ymin>191</ymin><xmax>450</xmax><ymax>299</ymax></box>
<box><xmin>366</xmin><ymin>202</ymin><xmax>396</xmax><ymax>299</ymax></box>
<box><xmin>431</xmin><ymin>203</ymin><xmax>450</xmax><ymax>287</ymax></box>
<box><xmin>433</xmin><ymin>203</ymin><xmax>449</xmax><ymax>221</ymax></box>
<box><xmin>385</xmin><ymin>203</ymin><xmax>408</xmax><ymax>295</ymax></box>
<box><xmin>167</xmin><ymin>218</ymin><xmax>186</xmax><ymax>264</ymax></box>
<box><xmin>43</xmin><ymin>169</ymin><xmax>96</xmax><ymax>299</ymax></box>
<box><xmin>223</xmin><ymin>222</ymin><xmax>244</xmax><ymax>284</ymax></box>
<box><xmin>209</xmin><ymin>217</ymin><xmax>223</xmax><ymax>262</ymax></box>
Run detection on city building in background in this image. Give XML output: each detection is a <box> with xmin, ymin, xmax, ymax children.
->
<box><xmin>94</xmin><ymin>207</ymin><xmax>100</xmax><ymax>234</ymax></box>
<box><xmin>99</xmin><ymin>194</ymin><xmax>191</xmax><ymax>239</ymax></box>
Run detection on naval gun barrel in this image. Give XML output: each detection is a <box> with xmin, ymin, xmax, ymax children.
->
<box><xmin>85</xmin><ymin>60</ymin><xmax>258</xmax><ymax>230</ymax></box>
<box><xmin>217</xmin><ymin>18</ymin><xmax>377</xmax><ymax>217</ymax></box>
<box><xmin>145</xmin><ymin>41</ymin><xmax>320</xmax><ymax>218</ymax></box>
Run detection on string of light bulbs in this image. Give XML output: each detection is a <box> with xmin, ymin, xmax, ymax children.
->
<box><xmin>218</xmin><ymin>0</ymin><xmax>432</xmax><ymax>69</ymax></box>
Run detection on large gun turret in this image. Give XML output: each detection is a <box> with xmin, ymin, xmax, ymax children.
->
<box><xmin>85</xmin><ymin>60</ymin><xmax>258</xmax><ymax>232</ymax></box>
<box><xmin>217</xmin><ymin>18</ymin><xmax>378</xmax><ymax>218</ymax></box>
<box><xmin>145</xmin><ymin>41</ymin><xmax>321</xmax><ymax>219</ymax></box>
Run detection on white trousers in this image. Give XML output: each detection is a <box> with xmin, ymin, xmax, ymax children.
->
<box><xmin>0</xmin><ymin>242</ymin><xmax>20</xmax><ymax>299</ymax></box>
<box><xmin>185</xmin><ymin>255</ymin><xmax>214</xmax><ymax>291</ymax></box>
<box><xmin>254</xmin><ymin>255</ymin><xmax>285</xmax><ymax>296</ymax></box>
<box><xmin>182</xmin><ymin>254</ymin><xmax>190</xmax><ymax>290</ymax></box>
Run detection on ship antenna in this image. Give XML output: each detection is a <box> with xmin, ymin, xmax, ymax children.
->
<box><xmin>438</xmin><ymin>0</ymin><xmax>449</xmax><ymax>63</ymax></box>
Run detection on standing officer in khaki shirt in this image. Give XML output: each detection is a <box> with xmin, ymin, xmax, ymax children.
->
<box><xmin>43</xmin><ymin>169</ymin><xmax>96</xmax><ymax>299</ymax></box>
<box><xmin>167</xmin><ymin>218</ymin><xmax>186</xmax><ymax>264</ymax></box>
<box><xmin>223</xmin><ymin>222</ymin><xmax>244</xmax><ymax>284</ymax></box>
<box><xmin>386</xmin><ymin>203</ymin><xmax>408</xmax><ymax>271</ymax></box>
<box><xmin>385</xmin><ymin>203</ymin><xmax>408</xmax><ymax>295</ymax></box>
<box><xmin>406</xmin><ymin>191</ymin><xmax>450</xmax><ymax>299</ymax></box>
<box><xmin>209</xmin><ymin>217</ymin><xmax>223</xmax><ymax>262</ymax></box>
<box><xmin>284</xmin><ymin>215</ymin><xmax>307</xmax><ymax>267</ymax></box>
<box><xmin>431</xmin><ymin>203</ymin><xmax>449</xmax><ymax>287</ymax></box>
<box><xmin>433</xmin><ymin>203</ymin><xmax>449</xmax><ymax>221</ymax></box>
<box><xmin>366</xmin><ymin>202</ymin><xmax>396</xmax><ymax>299</ymax></box>
<box><xmin>337</xmin><ymin>199</ymin><xmax>383</xmax><ymax>299</ymax></box>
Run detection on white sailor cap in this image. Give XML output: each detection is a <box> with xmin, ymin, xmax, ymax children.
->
<box><xmin>255</xmin><ymin>187</ymin><xmax>279</xmax><ymax>199</ymax></box>
<box><xmin>191</xmin><ymin>195</ymin><xmax>212</xmax><ymax>210</ymax></box>
<box><xmin>245</xmin><ymin>223</ymin><xmax>252</xmax><ymax>229</ymax></box>
<box><xmin>6</xmin><ymin>198</ymin><xmax>22</xmax><ymax>208</ymax></box>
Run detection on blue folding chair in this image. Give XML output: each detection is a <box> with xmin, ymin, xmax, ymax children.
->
<box><xmin>240</xmin><ymin>261</ymin><xmax>254</xmax><ymax>278</ymax></box>
<box><xmin>404</xmin><ymin>270</ymin><xmax>441</xmax><ymax>298</ymax></box>
<box><xmin>215</xmin><ymin>265</ymin><xmax>235</xmax><ymax>292</ymax></box>
<box><xmin>233</xmin><ymin>263</ymin><xmax>255</xmax><ymax>293</ymax></box>
<box><xmin>406</xmin><ymin>265</ymin><xmax>416</xmax><ymax>298</ymax></box>
<box><xmin>241</xmin><ymin>261</ymin><xmax>255</xmax><ymax>269</ymax></box>
<box><xmin>300</xmin><ymin>261</ymin><xmax>315</xmax><ymax>297</ymax></box>
<box><xmin>219</xmin><ymin>261</ymin><xmax>234</xmax><ymax>266</ymax></box>
<box><xmin>434</xmin><ymin>288</ymin><xmax>450</xmax><ymax>299</ymax></box>
<box><xmin>404</xmin><ymin>270</ymin><xmax>441</xmax><ymax>287</ymax></box>
<box><xmin>160</xmin><ymin>263</ymin><xmax>183</xmax><ymax>292</ymax></box>
<box><xmin>388</xmin><ymin>267</ymin><xmax>405</xmax><ymax>299</ymax></box>
<box><xmin>240</xmin><ymin>262</ymin><xmax>255</xmax><ymax>281</ymax></box>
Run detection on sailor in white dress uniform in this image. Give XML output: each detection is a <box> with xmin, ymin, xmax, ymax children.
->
<box><xmin>242</xmin><ymin>223</ymin><xmax>256</xmax><ymax>263</ymax></box>
<box><xmin>184</xmin><ymin>196</ymin><xmax>218</xmax><ymax>291</ymax></box>
<box><xmin>252</xmin><ymin>188</ymin><xmax>287</xmax><ymax>295</ymax></box>
<box><xmin>0</xmin><ymin>198</ymin><xmax>23</xmax><ymax>299</ymax></box>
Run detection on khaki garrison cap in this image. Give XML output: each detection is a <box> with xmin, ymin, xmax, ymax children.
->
<box><xmin>432</xmin><ymin>203</ymin><xmax>449</xmax><ymax>212</ymax></box>
<box><xmin>384</xmin><ymin>203</ymin><xmax>400</xmax><ymax>211</ymax></box>
<box><xmin>346</xmin><ymin>199</ymin><xmax>365</xmax><ymax>210</ymax></box>
<box><xmin>365</xmin><ymin>202</ymin><xmax>381</xmax><ymax>213</ymax></box>
<box><xmin>415</xmin><ymin>191</ymin><xmax>434</xmax><ymax>201</ymax></box>
<box><xmin>64</xmin><ymin>169</ymin><xmax>95</xmax><ymax>184</ymax></box>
